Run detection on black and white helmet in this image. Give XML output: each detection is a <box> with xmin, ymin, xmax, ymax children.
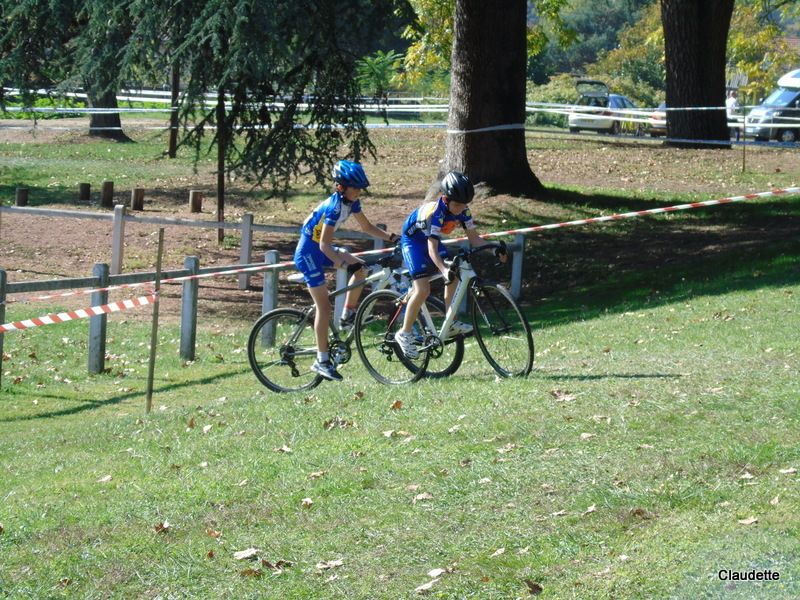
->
<box><xmin>440</xmin><ymin>171</ymin><xmax>474</xmax><ymax>204</ymax></box>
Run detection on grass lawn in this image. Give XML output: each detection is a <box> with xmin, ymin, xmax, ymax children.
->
<box><xmin>1</xmin><ymin>124</ymin><xmax>799</xmax><ymax>598</ymax></box>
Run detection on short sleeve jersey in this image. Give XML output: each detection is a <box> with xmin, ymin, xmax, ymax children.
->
<box><xmin>300</xmin><ymin>191</ymin><xmax>362</xmax><ymax>244</ymax></box>
<box><xmin>402</xmin><ymin>197</ymin><xmax>475</xmax><ymax>241</ymax></box>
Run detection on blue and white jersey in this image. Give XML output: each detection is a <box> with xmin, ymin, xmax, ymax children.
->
<box><xmin>402</xmin><ymin>196</ymin><xmax>475</xmax><ymax>241</ymax></box>
<box><xmin>300</xmin><ymin>192</ymin><xmax>362</xmax><ymax>244</ymax></box>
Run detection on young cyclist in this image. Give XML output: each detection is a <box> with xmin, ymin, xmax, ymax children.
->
<box><xmin>293</xmin><ymin>160</ymin><xmax>398</xmax><ymax>381</ymax></box>
<box><xmin>395</xmin><ymin>171</ymin><xmax>506</xmax><ymax>359</ymax></box>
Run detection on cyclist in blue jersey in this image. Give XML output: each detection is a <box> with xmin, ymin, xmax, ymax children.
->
<box><xmin>293</xmin><ymin>160</ymin><xmax>398</xmax><ymax>381</ymax></box>
<box><xmin>395</xmin><ymin>171</ymin><xmax>506</xmax><ymax>359</ymax></box>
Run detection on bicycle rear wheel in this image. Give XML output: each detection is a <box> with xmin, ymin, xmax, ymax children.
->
<box><xmin>354</xmin><ymin>289</ymin><xmax>429</xmax><ymax>385</ymax></box>
<box><xmin>470</xmin><ymin>284</ymin><xmax>533</xmax><ymax>377</ymax></box>
<box><xmin>247</xmin><ymin>308</ymin><xmax>322</xmax><ymax>393</ymax></box>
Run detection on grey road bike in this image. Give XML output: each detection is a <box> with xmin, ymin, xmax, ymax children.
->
<box><xmin>354</xmin><ymin>242</ymin><xmax>533</xmax><ymax>385</ymax></box>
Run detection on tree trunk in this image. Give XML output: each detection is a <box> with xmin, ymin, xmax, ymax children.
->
<box><xmin>660</xmin><ymin>0</ymin><xmax>734</xmax><ymax>148</ymax></box>
<box><xmin>216</xmin><ymin>89</ymin><xmax>226</xmax><ymax>244</ymax></box>
<box><xmin>168</xmin><ymin>61</ymin><xmax>180</xmax><ymax>158</ymax></box>
<box><xmin>437</xmin><ymin>0</ymin><xmax>543</xmax><ymax>199</ymax></box>
<box><xmin>87</xmin><ymin>87</ymin><xmax>132</xmax><ymax>142</ymax></box>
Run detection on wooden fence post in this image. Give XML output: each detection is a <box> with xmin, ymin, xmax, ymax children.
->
<box><xmin>79</xmin><ymin>183</ymin><xmax>91</xmax><ymax>202</ymax></box>
<box><xmin>15</xmin><ymin>187</ymin><xmax>28</xmax><ymax>207</ymax></box>
<box><xmin>131</xmin><ymin>188</ymin><xmax>145</xmax><ymax>211</ymax></box>
<box><xmin>180</xmin><ymin>256</ymin><xmax>199</xmax><ymax>361</ymax></box>
<box><xmin>101</xmin><ymin>181</ymin><xmax>114</xmax><ymax>208</ymax></box>
<box><xmin>260</xmin><ymin>250</ymin><xmax>279</xmax><ymax>345</ymax></box>
<box><xmin>0</xmin><ymin>269</ymin><xmax>5</xmax><ymax>389</ymax></box>
<box><xmin>511</xmin><ymin>233</ymin><xmax>525</xmax><ymax>300</ymax></box>
<box><xmin>88</xmin><ymin>263</ymin><xmax>109</xmax><ymax>374</ymax></box>
<box><xmin>189</xmin><ymin>190</ymin><xmax>203</xmax><ymax>213</ymax></box>
<box><xmin>111</xmin><ymin>204</ymin><xmax>126</xmax><ymax>275</ymax></box>
<box><xmin>238</xmin><ymin>213</ymin><xmax>253</xmax><ymax>290</ymax></box>
<box><xmin>373</xmin><ymin>223</ymin><xmax>386</xmax><ymax>251</ymax></box>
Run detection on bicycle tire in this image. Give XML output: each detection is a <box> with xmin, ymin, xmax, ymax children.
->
<box><xmin>470</xmin><ymin>283</ymin><xmax>534</xmax><ymax>377</ymax></box>
<box><xmin>354</xmin><ymin>289</ymin><xmax>430</xmax><ymax>385</ymax></box>
<box><xmin>247</xmin><ymin>308</ymin><xmax>323</xmax><ymax>393</ymax></box>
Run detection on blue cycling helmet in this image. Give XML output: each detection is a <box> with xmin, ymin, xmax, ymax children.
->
<box><xmin>440</xmin><ymin>171</ymin><xmax>474</xmax><ymax>204</ymax></box>
<box><xmin>332</xmin><ymin>160</ymin><xmax>370</xmax><ymax>189</ymax></box>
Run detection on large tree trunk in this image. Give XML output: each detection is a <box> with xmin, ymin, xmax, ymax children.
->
<box><xmin>660</xmin><ymin>0</ymin><xmax>734</xmax><ymax>148</ymax></box>
<box><xmin>87</xmin><ymin>87</ymin><xmax>132</xmax><ymax>142</ymax></box>
<box><xmin>437</xmin><ymin>0</ymin><xmax>543</xmax><ymax>198</ymax></box>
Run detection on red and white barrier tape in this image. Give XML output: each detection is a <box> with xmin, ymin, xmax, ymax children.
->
<box><xmin>0</xmin><ymin>294</ymin><xmax>156</xmax><ymax>334</ymax></box>
<box><xmin>473</xmin><ymin>187</ymin><xmax>800</xmax><ymax>241</ymax></box>
<box><xmin>9</xmin><ymin>186</ymin><xmax>799</xmax><ymax>305</ymax></box>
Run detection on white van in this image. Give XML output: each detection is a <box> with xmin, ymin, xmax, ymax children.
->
<box><xmin>745</xmin><ymin>68</ymin><xmax>800</xmax><ymax>143</ymax></box>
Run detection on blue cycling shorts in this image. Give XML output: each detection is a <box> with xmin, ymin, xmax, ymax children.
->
<box><xmin>293</xmin><ymin>236</ymin><xmax>344</xmax><ymax>288</ymax></box>
<box><xmin>401</xmin><ymin>235</ymin><xmax>448</xmax><ymax>280</ymax></box>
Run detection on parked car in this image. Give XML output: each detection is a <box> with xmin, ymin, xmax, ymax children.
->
<box><xmin>745</xmin><ymin>68</ymin><xmax>800</xmax><ymax>143</ymax></box>
<box><xmin>568</xmin><ymin>80</ymin><xmax>640</xmax><ymax>135</ymax></box>
<box><xmin>648</xmin><ymin>101</ymin><xmax>667</xmax><ymax>137</ymax></box>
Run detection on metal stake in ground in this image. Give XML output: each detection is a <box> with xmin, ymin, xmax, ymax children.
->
<box><xmin>145</xmin><ymin>228</ymin><xmax>165</xmax><ymax>413</ymax></box>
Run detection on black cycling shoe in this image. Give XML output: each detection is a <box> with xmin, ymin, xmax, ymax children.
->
<box><xmin>311</xmin><ymin>360</ymin><xmax>343</xmax><ymax>382</ymax></box>
<box><xmin>338</xmin><ymin>314</ymin><xmax>356</xmax><ymax>331</ymax></box>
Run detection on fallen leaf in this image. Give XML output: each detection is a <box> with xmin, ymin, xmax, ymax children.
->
<box><xmin>583</xmin><ymin>504</ymin><xmax>597</xmax><ymax>516</ymax></box>
<box><xmin>525</xmin><ymin>579</ymin><xmax>544</xmax><ymax>595</ymax></box>
<box><xmin>0</xmin><ymin>523</ymin><xmax>4</xmax><ymax>534</ymax></box>
<box><xmin>96</xmin><ymin>475</ymin><xmax>113</xmax><ymax>483</ymax></box>
<box><xmin>187</xmin><ymin>417</ymin><xmax>195</xmax><ymax>429</ymax></box>
<box><xmin>206</xmin><ymin>550</ymin><xmax>215</xmax><ymax>559</ymax></box>
<box><xmin>353</xmin><ymin>391</ymin><xmax>365</xmax><ymax>400</ymax></box>
<box><xmin>770</xmin><ymin>495</ymin><xmax>780</xmax><ymax>506</ymax></box>
<box><xmin>737</xmin><ymin>517</ymin><xmax>758</xmax><ymax>525</ymax></box>
<box><xmin>497</xmin><ymin>443</ymin><xmax>519</xmax><ymax>453</ymax></box>
<box><xmin>58</xmin><ymin>578</ymin><xmax>72</xmax><ymax>588</ymax></box>
<box><xmin>262</xmin><ymin>559</ymin><xmax>293</xmax><ymax>571</ymax></box>
<box><xmin>490</xmin><ymin>547</ymin><xmax>505</xmax><ymax>557</ymax></box>
<box><xmin>517</xmin><ymin>546</ymin><xmax>530</xmax><ymax>555</ymax></box>
<box><xmin>202</xmin><ymin>424</ymin><xmax>213</xmax><ymax>434</ymax></box>
<box><xmin>739</xmin><ymin>472</ymin><xmax>754</xmax><ymax>480</ymax></box>
<box><xmin>240</xmin><ymin>568</ymin><xmax>263</xmax><ymax>578</ymax></box>
<box><xmin>301</xmin><ymin>498</ymin><xmax>314</xmax><ymax>508</ymax></box>
<box><xmin>619</xmin><ymin>554</ymin><xmax>629</xmax><ymax>562</ymax></box>
<box><xmin>448</xmin><ymin>425</ymin><xmax>461</xmax><ymax>434</ymax></box>
<box><xmin>206</xmin><ymin>529</ymin><xmax>222</xmax><ymax>538</ymax></box>
<box><xmin>309</xmin><ymin>470</ymin><xmax>326</xmax><ymax>480</ymax></box>
<box><xmin>413</xmin><ymin>492</ymin><xmax>433</xmax><ymax>504</ymax></box>
<box><xmin>779</xmin><ymin>467</ymin><xmax>797</xmax><ymax>475</ymax></box>
<box><xmin>316</xmin><ymin>558</ymin><xmax>344</xmax><ymax>570</ymax></box>
<box><xmin>390</xmin><ymin>400</ymin><xmax>403</xmax><ymax>410</ymax></box>
<box><xmin>234</xmin><ymin>548</ymin><xmax>261</xmax><ymax>561</ymax></box>
<box><xmin>550</xmin><ymin>389</ymin><xmax>575</xmax><ymax>402</ymax></box>
<box><xmin>427</xmin><ymin>568</ymin><xmax>447</xmax><ymax>578</ymax></box>
<box><xmin>154</xmin><ymin>521</ymin><xmax>170</xmax><ymax>533</ymax></box>
<box><xmin>198</xmin><ymin>461</ymin><xmax>209</xmax><ymax>468</ymax></box>
<box><xmin>274</xmin><ymin>445</ymin><xmax>292</xmax><ymax>453</ymax></box>
<box><xmin>415</xmin><ymin>578</ymin><xmax>439</xmax><ymax>593</ymax></box>
<box><xmin>580</xmin><ymin>433</ymin><xmax>595</xmax><ymax>441</ymax></box>
<box><xmin>237</xmin><ymin>479</ymin><xmax>248</xmax><ymax>487</ymax></box>
<box><xmin>478</xmin><ymin>477</ymin><xmax>492</xmax><ymax>485</ymax></box>
<box><xmin>551</xmin><ymin>510</ymin><xmax>568</xmax><ymax>517</ymax></box>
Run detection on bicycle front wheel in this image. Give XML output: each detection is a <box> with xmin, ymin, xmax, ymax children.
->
<box><xmin>470</xmin><ymin>284</ymin><xmax>534</xmax><ymax>377</ymax></box>
<box><xmin>247</xmin><ymin>308</ymin><xmax>322</xmax><ymax>393</ymax></box>
<box><xmin>354</xmin><ymin>290</ymin><xmax>429</xmax><ymax>385</ymax></box>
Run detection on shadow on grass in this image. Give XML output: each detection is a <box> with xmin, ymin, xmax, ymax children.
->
<box><xmin>0</xmin><ymin>364</ymin><xmax>251</xmax><ymax>422</ymax></box>
<box><xmin>480</xmin><ymin>187</ymin><xmax>800</xmax><ymax>328</ymax></box>
<box><xmin>538</xmin><ymin>372</ymin><xmax>681</xmax><ymax>381</ymax></box>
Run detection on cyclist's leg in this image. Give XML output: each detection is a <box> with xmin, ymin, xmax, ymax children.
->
<box><xmin>399</xmin><ymin>237</ymin><xmax>434</xmax><ymax>334</ymax></box>
<box><xmin>294</xmin><ymin>242</ymin><xmax>333</xmax><ymax>356</ymax></box>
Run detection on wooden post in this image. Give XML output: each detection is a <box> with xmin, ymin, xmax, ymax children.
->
<box><xmin>79</xmin><ymin>183</ymin><xmax>91</xmax><ymax>202</ymax></box>
<box><xmin>511</xmin><ymin>233</ymin><xmax>525</xmax><ymax>300</ymax></box>
<box><xmin>189</xmin><ymin>190</ymin><xmax>203</xmax><ymax>213</ymax></box>
<box><xmin>373</xmin><ymin>223</ymin><xmax>387</xmax><ymax>251</ymax></box>
<box><xmin>180</xmin><ymin>256</ymin><xmax>199</xmax><ymax>361</ymax></box>
<box><xmin>131</xmin><ymin>188</ymin><xmax>145</xmax><ymax>211</ymax></box>
<box><xmin>145</xmin><ymin>228</ymin><xmax>165</xmax><ymax>413</ymax></box>
<box><xmin>261</xmin><ymin>250</ymin><xmax>279</xmax><ymax>345</ymax></box>
<box><xmin>111</xmin><ymin>204</ymin><xmax>126</xmax><ymax>275</ymax></box>
<box><xmin>0</xmin><ymin>270</ymin><xmax>5</xmax><ymax>390</ymax></box>
<box><xmin>101</xmin><ymin>181</ymin><xmax>114</xmax><ymax>208</ymax></box>
<box><xmin>88</xmin><ymin>263</ymin><xmax>109</xmax><ymax>374</ymax></box>
<box><xmin>15</xmin><ymin>187</ymin><xmax>28</xmax><ymax>207</ymax></box>
<box><xmin>238</xmin><ymin>213</ymin><xmax>254</xmax><ymax>290</ymax></box>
